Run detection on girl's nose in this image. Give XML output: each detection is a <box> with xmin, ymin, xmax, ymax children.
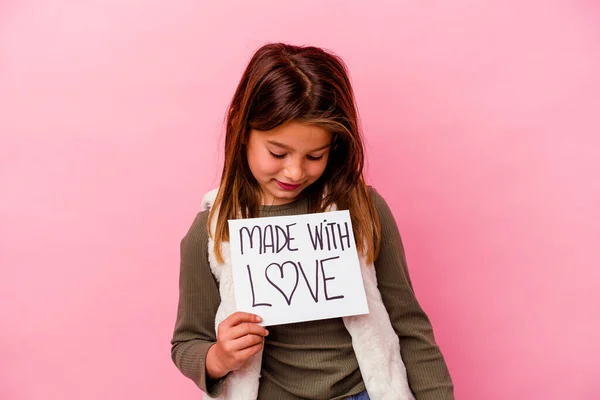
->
<box><xmin>284</xmin><ymin>161</ymin><xmax>304</xmax><ymax>182</ymax></box>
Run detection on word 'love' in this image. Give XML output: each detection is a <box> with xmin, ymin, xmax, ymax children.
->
<box><xmin>247</xmin><ymin>256</ymin><xmax>344</xmax><ymax>307</ymax></box>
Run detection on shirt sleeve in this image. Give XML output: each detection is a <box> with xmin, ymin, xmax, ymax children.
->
<box><xmin>170</xmin><ymin>211</ymin><xmax>226</xmax><ymax>397</ymax></box>
<box><xmin>370</xmin><ymin>188</ymin><xmax>455</xmax><ymax>400</ymax></box>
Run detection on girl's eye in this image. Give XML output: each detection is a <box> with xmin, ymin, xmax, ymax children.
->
<box><xmin>269</xmin><ymin>151</ymin><xmax>286</xmax><ymax>159</ymax></box>
<box><xmin>307</xmin><ymin>154</ymin><xmax>324</xmax><ymax>161</ymax></box>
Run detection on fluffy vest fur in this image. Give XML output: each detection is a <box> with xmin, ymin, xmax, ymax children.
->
<box><xmin>201</xmin><ymin>188</ymin><xmax>415</xmax><ymax>400</ymax></box>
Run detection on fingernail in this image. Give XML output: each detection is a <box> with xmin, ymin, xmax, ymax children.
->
<box><xmin>255</xmin><ymin>315</ymin><xmax>262</xmax><ymax>322</ymax></box>
<box><xmin>265</xmin><ymin>329</ymin><xmax>269</xmax><ymax>336</ymax></box>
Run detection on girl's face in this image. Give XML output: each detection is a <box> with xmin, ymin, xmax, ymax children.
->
<box><xmin>246</xmin><ymin>121</ymin><xmax>333</xmax><ymax>205</ymax></box>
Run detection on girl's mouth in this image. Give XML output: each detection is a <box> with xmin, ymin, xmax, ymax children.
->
<box><xmin>276</xmin><ymin>180</ymin><xmax>302</xmax><ymax>191</ymax></box>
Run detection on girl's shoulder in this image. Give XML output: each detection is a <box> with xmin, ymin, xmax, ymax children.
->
<box><xmin>201</xmin><ymin>187</ymin><xmax>219</xmax><ymax>212</ymax></box>
<box><xmin>181</xmin><ymin>209</ymin><xmax>211</xmax><ymax>252</ymax></box>
<box><xmin>367</xmin><ymin>185</ymin><xmax>391</xmax><ymax>212</ymax></box>
<box><xmin>366</xmin><ymin>186</ymin><xmax>400</xmax><ymax>230</ymax></box>
<box><xmin>181</xmin><ymin>185</ymin><xmax>219</xmax><ymax>251</ymax></box>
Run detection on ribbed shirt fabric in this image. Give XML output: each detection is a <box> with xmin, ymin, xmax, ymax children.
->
<box><xmin>171</xmin><ymin>187</ymin><xmax>454</xmax><ymax>399</ymax></box>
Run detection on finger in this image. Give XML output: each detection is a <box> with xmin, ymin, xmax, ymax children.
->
<box><xmin>228</xmin><ymin>322</ymin><xmax>269</xmax><ymax>340</ymax></box>
<box><xmin>236</xmin><ymin>341</ymin><xmax>264</xmax><ymax>362</ymax></box>
<box><xmin>223</xmin><ymin>312</ymin><xmax>262</xmax><ymax>328</ymax></box>
<box><xmin>230</xmin><ymin>333</ymin><xmax>265</xmax><ymax>352</ymax></box>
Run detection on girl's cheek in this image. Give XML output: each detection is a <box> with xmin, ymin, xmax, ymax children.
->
<box><xmin>308</xmin><ymin>161</ymin><xmax>327</xmax><ymax>178</ymax></box>
<box><xmin>263</xmin><ymin>159</ymin><xmax>283</xmax><ymax>174</ymax></box>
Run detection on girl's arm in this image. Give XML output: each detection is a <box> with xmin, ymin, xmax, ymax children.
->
<box><xmin>170</xmin><ymin>211</ymin><xmax>226</xmax><ymax>397</ymax></box>
<box><xmin>370</xmin><ymin>188</ymin><xmax>455</xmax><ymax>400</ymax></box>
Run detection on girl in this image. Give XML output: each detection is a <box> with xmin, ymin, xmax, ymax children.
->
<box><xmin>171</xmin><ymin>43</ymin><xmax>454</xmax><ymax>400</ymax></box>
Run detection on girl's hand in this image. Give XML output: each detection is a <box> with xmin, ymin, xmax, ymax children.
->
<box><xmin>205</xmin><ymin>312</ymin><xmax>269</xmax><ymax>379</ymax></box>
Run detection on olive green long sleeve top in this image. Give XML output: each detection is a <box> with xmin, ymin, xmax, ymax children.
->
<box><xmin>171</xmin><ymin>188</ymin><xmax>454</xmax><ymax>399</ymax></box>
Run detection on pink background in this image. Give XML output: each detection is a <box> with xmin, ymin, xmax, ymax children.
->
<box><xmin>2</xmin><ymin>1</ymin><xmax>599</xmax><ymax>399</ymax></box>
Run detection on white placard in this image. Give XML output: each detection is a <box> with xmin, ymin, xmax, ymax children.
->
<box><xmin>228</xmin><ymin>210</ymin><xmax>369</xmax><ymax>326</ymax></box>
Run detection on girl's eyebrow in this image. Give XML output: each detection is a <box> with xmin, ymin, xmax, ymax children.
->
<box><xmin>267</xmin><ymin>140</ymin><xmax>331</xmax><ymax>152</ymax></box>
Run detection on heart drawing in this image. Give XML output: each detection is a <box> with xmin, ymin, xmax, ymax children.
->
<box><xmin>265</xmin><ymin>261</ymin><xmax>299</xmax><ymax>306</ymax></box>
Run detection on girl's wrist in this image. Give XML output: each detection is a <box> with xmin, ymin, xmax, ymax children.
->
<box><xmin>206</xmin><ymin>344</ymin><xmax>228</xmax><ymax>380</ymax></box>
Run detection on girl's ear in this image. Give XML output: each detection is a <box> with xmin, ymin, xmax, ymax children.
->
<box><xmin>228</xmin><ymin>105</ymin><xmax>236</xmax><ymax>119</ymax></box>
<box><xmin>227</xmin><ymin>105</ymin><xmax>240</xmax><ymax>131</ymax></box>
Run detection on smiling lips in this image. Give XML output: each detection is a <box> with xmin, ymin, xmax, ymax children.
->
<box><xmin>276</xmin><ymin>180</ymin><xmax>302</xmax><ymax>191</ymax></box>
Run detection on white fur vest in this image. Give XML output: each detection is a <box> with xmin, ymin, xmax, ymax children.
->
<box><xmin>201</xmin><ymin>188</ymin><xmax>415</xmax><ymax>400</ymax></box>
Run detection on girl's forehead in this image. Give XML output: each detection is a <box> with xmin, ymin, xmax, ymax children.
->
<box><xmin>254</xmin><ymin>121</ymin><xmax>332</xmax><ymax>143</ymax></box>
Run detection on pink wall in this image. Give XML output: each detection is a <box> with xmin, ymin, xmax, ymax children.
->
<box><xmin>2</xmin><ymin>1</ymin><xmax>599</xmax><ymax>399</ymax></box>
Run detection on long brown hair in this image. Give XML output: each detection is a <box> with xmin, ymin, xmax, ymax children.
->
<box><xmin>208</xmin><ymin>43</ymin><xmax>381</xmax><ymax>264</ymax></box>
